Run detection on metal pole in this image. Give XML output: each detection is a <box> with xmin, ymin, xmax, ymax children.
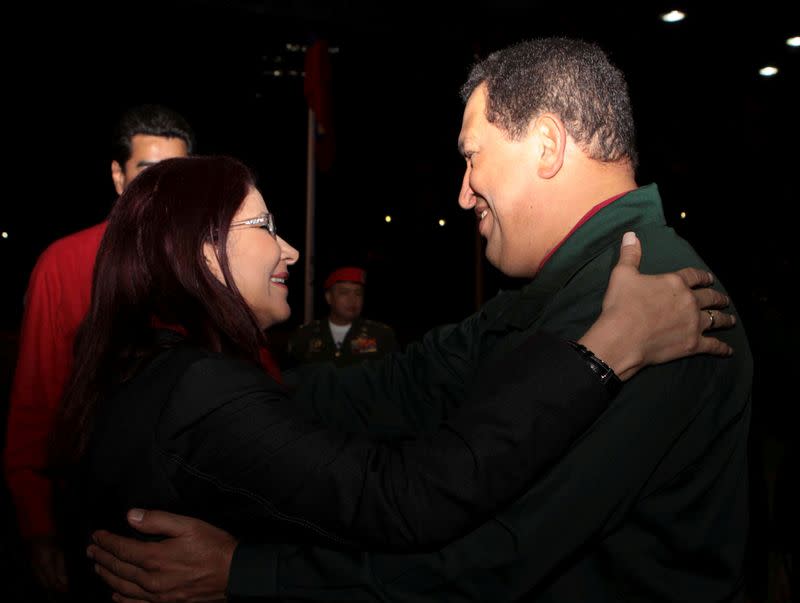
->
<box><xmin>305</xmin><ymin>108</ymin><xmax>316</xmax><ymax>324</ymax></box>
<box><xmin>474</xmin><ymin>226</ymin><xmax>484</xmax><ymax>311</ymax></box>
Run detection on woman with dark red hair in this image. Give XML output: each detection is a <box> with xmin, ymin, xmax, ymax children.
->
<box><xmin>54</xmin><ymin>156</ymin><xmax>732</xmax><ymax>598</ymax></box>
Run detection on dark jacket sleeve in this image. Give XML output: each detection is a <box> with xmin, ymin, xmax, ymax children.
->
<box><xmin>287</xmin><ymin>311</ymin><xmax>493</xmax><ymax>435</ymax></box>
<box><xmin>230</xmin><ymin>360</ymin><xmax>752</xmax><ymax>602</ymax></box>
<box><xmin>285</xmin><ymin>325</ymin><xmax>310</xmax><ymax>366</ymax></box>
<box><xmin>161</xmin><ymin>332</ymin><xmax>611</xmax><ymax>552</ymax></box>
<box><xmin>379</xmin><ymin>323</ymin><xmax>398</xmax><ymax>354</ymax></box>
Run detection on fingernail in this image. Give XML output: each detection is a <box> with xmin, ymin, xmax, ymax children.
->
<box><xmin>129</xmin><ymin>508</ymin><xmax>144</xmax><ymax>522</ymax></box>
<box><xmin>622</xmin><ymin>231</ymin><xmax>637</xmax><ymax>246</ymax></box>
<box><xmin>731</xmin><ymin>315</ymin><xmax>736</xmax><ymax>325</ymax></box>
<box><xmin>86</xmin><ymin>546</ymin><xmax>94</xmax><ymax>559</ymax></box>
<box><xmin>707</xmin><ymin>271</ymin><xmax>714</xmax><ymax>283</ymax></box>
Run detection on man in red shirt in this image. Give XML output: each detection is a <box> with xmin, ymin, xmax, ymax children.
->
<box><xmin>3</xmin><ymin>104</ymin><xmax>195</xmax><ymax>596</ymax></box>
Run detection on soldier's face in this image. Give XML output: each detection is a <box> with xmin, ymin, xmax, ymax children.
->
<box><xmin>326</xmin><ymin>282</ymin><xmax>364</xmax><ymax>324</ymax></box>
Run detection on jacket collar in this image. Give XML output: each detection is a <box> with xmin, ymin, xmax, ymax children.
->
<box><xmin>496</xmin><ymin>183</ymin><xmax>667</xmax><ymax>330</ymax></box>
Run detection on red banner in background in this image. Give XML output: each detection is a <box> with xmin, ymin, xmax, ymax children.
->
<box><xmin>304</xmin><ymin>39</ymin><xmax>335</xmax><ymax>172</ymax></box>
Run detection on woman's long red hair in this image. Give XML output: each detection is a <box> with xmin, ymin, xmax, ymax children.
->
<box><xmin>55</xmin><ymin>156</ymin><xmax>268</xmax><ymax>465</ymax></box>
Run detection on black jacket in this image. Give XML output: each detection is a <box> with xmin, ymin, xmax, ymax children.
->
<box><xmin>287</xmin><ymin>317</ymin><xmax>398</xmax><ymax>367</ymax></box>
<box><xmin>229</xmin><ymin>185</ymin><xmax>752</xmax><ymax>602</ymax></box>
<box><xmin>63</xmin><ymin>330</ymin><xmax>613</xmax><ymax>598</ymax></box>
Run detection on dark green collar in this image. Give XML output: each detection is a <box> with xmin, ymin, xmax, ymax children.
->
<box><xmin>501</xmin><ymin>183</ymin><xmax>667</xmax><ymax>329</ymax></box>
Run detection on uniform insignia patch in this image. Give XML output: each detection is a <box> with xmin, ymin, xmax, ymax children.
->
<box><xmin>351</xmin><ymin>336</ymin><xmax>378</xmax><ymax>354</ymax></box>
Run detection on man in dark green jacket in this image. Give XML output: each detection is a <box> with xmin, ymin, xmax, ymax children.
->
<box><xmin>88</xmin><ymin>37</ymin><xmax>752</xmax><ymax>602</ymax></box>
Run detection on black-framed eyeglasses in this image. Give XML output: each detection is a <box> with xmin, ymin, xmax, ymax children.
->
<box><xmin>229</xmin><ymin>212</ymin><xmax>277</xmax><ymax>238</ymax></box>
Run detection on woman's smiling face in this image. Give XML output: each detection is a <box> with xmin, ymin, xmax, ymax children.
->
<box><xmin>205</xmin><ymin>187</ymin><xmax>299</xmax><ymax>329</ymax></box>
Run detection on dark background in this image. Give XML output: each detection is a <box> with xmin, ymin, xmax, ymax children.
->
<box><xmin>3</xmin><ymin>0</ymin><xmax>797</xmax><ymax>341</ymax></box>
<box><xmin>4</xmin><ymin>0</ymin><xmax>797</xmax><ymax>417</ymax></box>
<box><xmin>1</xmin><ymin>1</ymin><xmax>797</xmax><ymax>599</ymax></box>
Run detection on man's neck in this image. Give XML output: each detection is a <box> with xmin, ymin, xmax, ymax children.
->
<box><xmin>563</xmin><ymin>159</ymin><xmax>637</xmax><ymax>216</ymax></box>
<box><xmin>534</xmin><ymin>159</ymin><xmax>637</xmax><ymax>273</ymax></box>
<box><xmin>329</xmin><ymin>316</ymin><xmax>353</xmax><ymax>327</ymax></box>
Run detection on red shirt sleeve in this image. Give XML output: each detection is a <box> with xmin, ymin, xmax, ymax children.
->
<box><xmin>4</xmin><ymin>222</ymin><xmax>105</xmax><ymax>540</ymax></box>
<box><xmin>4</xmin><ymin>252</ymin><xmax>72</xmax><ymax>539</ymax></box>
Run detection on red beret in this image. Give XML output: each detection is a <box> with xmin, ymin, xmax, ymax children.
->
<box><xmin>324</xmin><ymin>267</ymin><xmax>366</xmax><ymax>290</ymax></box>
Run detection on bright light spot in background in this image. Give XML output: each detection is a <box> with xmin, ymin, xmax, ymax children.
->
<box><xmin>385</xmin><ymin>215</ymin><xmax>392</xmax><ymax>223</ymax></box>
<box><xmin>1</xmin><ymin>231</ymin><xmax>8</xmax><ymax>238</ymax></box>
<box><xmin>438</xmin><ymin>219</ymin><xmax>446</xmax><ymax>227</ymax></box>
<box><xmin>680</xmin><ymin>212</ymin><xmax>687</xmax><ymax>220</ymax></box>
<box><xmin>660</xmin><ymin>10</ymin><xmax>685</xmax><ymax>23</ymax></box>
<box><xmin>759</xmin><ymin>66</ymin><xmax>778</xmax><ymax>77</ymax></box>
<box><xmin>787</xmin><ymin>36</ymin><xmax>800</xmax><ymax>47</ymax></box>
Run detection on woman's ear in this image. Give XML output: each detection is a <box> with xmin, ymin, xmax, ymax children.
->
<box><xmin>203</xmin><ymin>241</ymin><xmax>226</xmax><ymax>284</ymax></box>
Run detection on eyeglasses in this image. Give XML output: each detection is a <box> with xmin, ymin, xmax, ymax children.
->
<box><xmin>229</xmin><ymin>212</ymin><xmax>277</xmax><ymax>238</ymax></box>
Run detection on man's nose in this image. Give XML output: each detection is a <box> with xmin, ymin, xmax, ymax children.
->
<box><xmin>458</xmin><ymin>166</ymin><xmax>475</xmax><ymax>209</ymax></box>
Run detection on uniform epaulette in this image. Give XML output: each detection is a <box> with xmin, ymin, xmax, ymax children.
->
<box><xmin>297</xmin><ymin>319</ymin><xmax>322</xmax><ymax>332</ymax></box>
<box><xmin>361</xmin><ymin>319</ymin><xmax>392</xmax><ymax>331</ymax></box>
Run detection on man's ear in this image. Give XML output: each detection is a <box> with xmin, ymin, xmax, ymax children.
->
<box><xmin>324</xmin><ymin>290</ymin><xmax>332</xmax><ymax>305</ymax></box>
<box><xmin>533</xmin><ymin>113</ymin><xmax>567</xmax><ymax>179</ymax></box>
<box><xmin>111</xmin><ymin>160</ymin><xmax>126</xmax><ymax>195</ymax></box>
<box><xmin>203</xmin><ymin>241</ymin><xmax>225</xmax><ymax>284</ymax></box>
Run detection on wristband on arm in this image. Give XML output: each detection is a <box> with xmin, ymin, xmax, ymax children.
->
<box><xmin>565</xmin><ymin>340</ymin><xmax>623</xmax><ymax>398</ymax></box>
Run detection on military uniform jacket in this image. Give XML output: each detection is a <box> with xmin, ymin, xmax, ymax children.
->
<box><xmin>287</xmin><ymin>317</ymin><xmax>398</xmax><ymax>367</ymax></box>
<box><xmin>229</xmin><ymin>184</ymin><xmax>753</xmax><ymax>603</ymax></box>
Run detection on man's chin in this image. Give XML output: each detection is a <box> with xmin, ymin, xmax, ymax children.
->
<box><xmin>484</xmin><ymin>245</ymin><xmax>502</xmax><ymax>271</ymax></box>
<box><xmin>486</xmin><ymin>250</ymin><xmax>537</xmax><ymax>279</ymax></box>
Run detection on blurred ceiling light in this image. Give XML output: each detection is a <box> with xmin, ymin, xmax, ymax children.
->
<box><xmin>787</xmin><ymin>36</ymin><xmax>800</xmax><ymax>47</ymax></box>
<box><xmin>660</xmin><ymin>10</ymin><xmax>686</xmax><ymax>23</ymax></box>
<box><xmin>438</xmin><ymin>219</ymin><xmax>446</xmax><ymax>227</ymax></box>
<box><xmin>680</xmin><ymin>211</ymin><xmax>687</xmax><ymax>219</ymax></box>
<box><xmin>759</xmin><ymin>66</ymin><xmax>779</xmax><ymax>77</ymax></box>
<box><xmin>1</xmin><ymin>231</ymin><xmax>8</xmax><ymax>238</ymax></box>
<box><xmin>385</xmin><ymin>215</ymin><xmax>392</xmax><ymax>223</ymax></box>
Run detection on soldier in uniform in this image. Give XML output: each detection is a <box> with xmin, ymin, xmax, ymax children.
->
<box><xmin>287</xmin><ymin>267</ymin><xmax>397</xmax><ymax>367</ymax></box>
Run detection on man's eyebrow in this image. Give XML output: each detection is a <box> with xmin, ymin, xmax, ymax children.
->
<box><xmin>458</xmin><ymin>135</ymin><xmax>477</xmax><ymax>157</ymax></box>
